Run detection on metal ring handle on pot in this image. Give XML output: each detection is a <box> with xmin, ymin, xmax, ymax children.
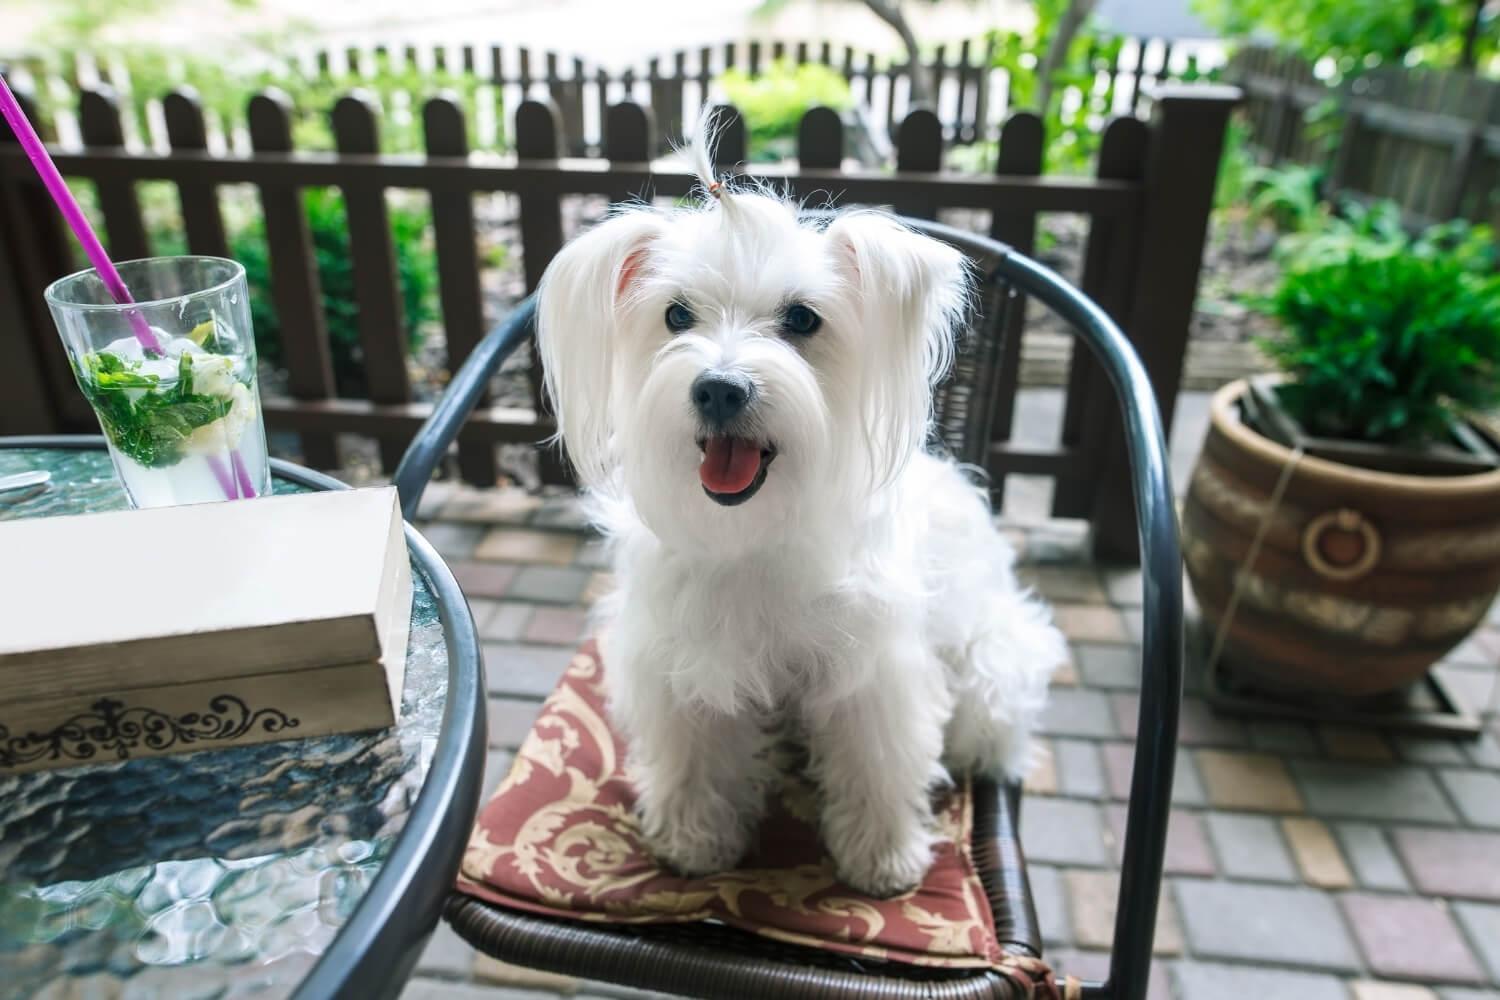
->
<box><xmin>1302</xmin><ymin>509</ymin><xmax>1381</xmax><ymax>582</ymax></box>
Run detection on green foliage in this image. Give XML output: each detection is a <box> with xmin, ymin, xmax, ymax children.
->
<box><xmin>1262</xmin><ymin>250</ymin><xmax>1500</xmax><ymax>444</ymax></box>
<box><xmin>228</xmin><ymin>188</ymin><xmax>438</xmax><ymax>395</ymax></box>
<box><xmin>1273</xmin><ymin>196</ymin><xmax>1498</xmax><ymax>273</ymax></box>
<box><xmin>1245</xmin><ymin>163</ymin><xmax>1325</xmax><ymax>231</ymax></box>
<box><xmin>1213</xmin><ymin>116</ymin><xmax>1257</xmax><ymax>210</ymax></box>
<box><xmin>78</xmin><ymin>351</ymin><xmax>233</xmax><ymax>467</ymax></box>
<box><xmin>718</xmin><ymin>60</ymin><xmax>853</xmax><ymax>161</ymax></box>
<box><xmin>1193</xmin><ymin>0</ymin><xmax>1496</xmax><ymax>74</ymax></box>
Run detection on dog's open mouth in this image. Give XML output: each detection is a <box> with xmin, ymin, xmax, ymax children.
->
<box><xmin>697</xmin><ymin>436</ymin><xmax>776</xmax><ymax>506</ymax></box>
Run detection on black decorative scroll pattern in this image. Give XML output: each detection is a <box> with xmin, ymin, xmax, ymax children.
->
<box><xmin>0</xmin><ymin>696</ymin><xmax>301</xmax><ymax>767</ymax></box>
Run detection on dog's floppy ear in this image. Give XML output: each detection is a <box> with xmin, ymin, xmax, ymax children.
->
<box><xmin>825</xmin><ymin>211</ymin><xmax>969</xmax><ymax>481</ymax></box>
<box><xmin>536</xmin><ymin>210</ymin><xmax>665</xmax><ymax>485</ymax></box>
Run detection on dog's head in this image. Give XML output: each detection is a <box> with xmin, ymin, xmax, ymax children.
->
<box><xmin>537</xmin><ymin>166</ymin><xmax>967</xmax><ymax>553</ymax></box>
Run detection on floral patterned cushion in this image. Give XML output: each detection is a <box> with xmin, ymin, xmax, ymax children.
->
<box><xmin>456</xmin><ymin>640</ymin><xmax>1007</xmax><ymax>970</ymax></box>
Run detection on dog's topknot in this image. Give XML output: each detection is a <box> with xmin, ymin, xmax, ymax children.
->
<box><xmin>687</xmin><ymin>106</ymin><xmax>733</xmax><ymax>208</ymax></box>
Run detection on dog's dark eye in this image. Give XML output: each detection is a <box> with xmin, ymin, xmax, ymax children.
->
<box><xmin>782</xmin><ymin>303</ymin><xmax>821</xmax><ymax>337</ymax></box>
<box><xmin>665</xmin><ymin>302</ymin><xmax>695</xmax><ymax>332</ymax></box>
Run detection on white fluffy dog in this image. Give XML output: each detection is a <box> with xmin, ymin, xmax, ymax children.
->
<box><xmin>534</xmin><ymin>138</ymin><xmax>1065</xmax><ymax>897</ymax></box>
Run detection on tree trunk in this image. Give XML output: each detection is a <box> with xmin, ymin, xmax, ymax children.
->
<box><xmin>1036</xmin><ymin>0</ymin><xmax>1098</xmax><ymax>115</ymax></box>
<box><xmin>1459</xmin><ymin>0</ymin><xmax>1484</xmax><ymax>68</ymax></box>
<box><xmin>861</xmin><ymin>0</ymin><xmax>934</xmax><ymax>107</ymax></box>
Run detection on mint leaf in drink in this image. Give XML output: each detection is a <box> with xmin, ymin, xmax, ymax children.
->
<box><xmin>76</xmin><ymin>350</ymin><xmax>236</xmax><ymax>468</ymax></box>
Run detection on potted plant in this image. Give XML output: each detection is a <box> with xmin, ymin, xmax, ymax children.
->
<box><xmin>1183</xmin><ymin>242</ymin><xmax>1500</xmax><ymax>697</ymax></box>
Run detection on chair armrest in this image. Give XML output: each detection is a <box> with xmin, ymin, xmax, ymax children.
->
<box><xmin>393</xmin><ymin>296</ymin><xmax>539</xmax><ymax>520</ymax></box>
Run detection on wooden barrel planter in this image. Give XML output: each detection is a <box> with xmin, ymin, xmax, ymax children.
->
<box><xmin>1183</xmin><ymin>379</ymin><xmax>1500</xmax><ymax>697</ymax></box>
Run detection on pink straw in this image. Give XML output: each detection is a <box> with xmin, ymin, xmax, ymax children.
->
<box><xmin>1</xmin><ymin>71</ymin><xmax>257</xmax><ymax>500</ymax></box>
<box><xmin>0</xmin><ymin>74</ymin><xmax>162</xmax><ymax>355</ymax></box>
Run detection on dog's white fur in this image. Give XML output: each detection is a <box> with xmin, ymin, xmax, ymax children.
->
<box><xmin>535</xmin><ymin>129</ymin><xmax>1065</xmax><ymax>897</ymax></box>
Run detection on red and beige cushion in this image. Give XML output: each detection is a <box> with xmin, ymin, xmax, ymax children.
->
<box><xmin>456</xmin><ymin>640</ymin><xmax>1010</xmax><ymax>970</ymax></box>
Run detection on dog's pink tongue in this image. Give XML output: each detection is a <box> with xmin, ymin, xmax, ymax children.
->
<box><xmin>700</xmin><ymin>436</ymin><xmax>762</xmax><ymax>494</ymax></box>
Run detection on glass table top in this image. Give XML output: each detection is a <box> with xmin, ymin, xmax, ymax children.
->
<box><xmin>0</xmin><ymin>447</ymin><xmax>450</xmax><ymax>999</ymax></box>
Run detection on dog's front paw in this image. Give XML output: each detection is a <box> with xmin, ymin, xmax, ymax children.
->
<box><xmin>638</xmin><ymin>794</ymin><xmax>754</xmax><ymax>878</ymax></box>
<box><xmin>832</xmin><ymin>831</ymin><xmax>934</xmax><ymax>898</ymax></box>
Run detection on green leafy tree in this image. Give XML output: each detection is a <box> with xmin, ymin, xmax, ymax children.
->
<box><xmin>1193</xmin><ymin>0</ymin><xmax>1496</xmax><ymax>73</ymax></box>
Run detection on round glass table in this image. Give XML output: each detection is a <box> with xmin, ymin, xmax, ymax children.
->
<box><xmin>0</xmin><ymin>437</ymin><xmax>486</xmax><ymax>1000</ymax></box>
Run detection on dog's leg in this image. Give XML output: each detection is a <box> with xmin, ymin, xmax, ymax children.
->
<box><xmin>622</xmin><ymin>685</ymin><xmax>773</xmax><ymax>877</ymax></box>
<box><xmin>805</xmin><ymin>639</ymin><xmax>948</xmax><ymax>897</ymax></box>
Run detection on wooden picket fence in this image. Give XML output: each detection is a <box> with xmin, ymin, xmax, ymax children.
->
<box><xmin>0</xmin><ymin>83</ymin><xmax>1239</xmax><ymax>556</ymax></box>
<box><xmin>1230</xmin><ymin>46</ymin><xmax>1500</xmax><ymax>227</ymax></box>
<box><xmin>6</xmin><ymin>35</ymin><xmax>1225</xmax><ymax>161</ymax></box>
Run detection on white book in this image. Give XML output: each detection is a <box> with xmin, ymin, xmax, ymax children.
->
<box><xmin>0</xmin><ymin>487</ymin><xmax>412</xmax><ymax>774</ymax></box>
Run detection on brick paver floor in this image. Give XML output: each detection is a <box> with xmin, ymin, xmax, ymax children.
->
<box><xmin>402</xmin><ymin>475</ymin><xmax>1500</xmax><ymax>1000</ymax></box>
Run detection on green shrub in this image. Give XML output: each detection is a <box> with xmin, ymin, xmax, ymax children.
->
<box><xmin>230</xmin><ymin>188</ymin><xmax>438</xmax><ymax>395</ymax></box>
<box><xmin>1246</xmin><ymin>163</ymin><xmax>1325</xmax><ymax>232</ymax></box>
<box><xmin>718</xmin><ymin>60</ymin><xmax>852</xmax><ymax>161</ymax></box>
<box><xmin>1262</xmin><ymin>250</ymin><xmax>1500</xmax><ymax>444</ymax></box>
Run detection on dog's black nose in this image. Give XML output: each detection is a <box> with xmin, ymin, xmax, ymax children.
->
<box><xmin>691</xmin><ymin>370</ymin><xmax>753</xmax><ymax>427</ymax></box>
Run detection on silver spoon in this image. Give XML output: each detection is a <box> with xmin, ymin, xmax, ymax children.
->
<box><xmin>0</xmin><ymin>470</ymin><xmax>51</xmax><ymax>494</ymax></box>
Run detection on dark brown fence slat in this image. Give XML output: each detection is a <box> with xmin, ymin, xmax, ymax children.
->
<box><xmin>710</xmin><ymin>104</ymin><xmax>747</xmax><ymax>166</ymax></box>
<box><xmin>162</xmin><ymin>89</ymin><xmax>229</xmax><ymax>259</ymax></box>
<box><xmin>1095</xmin><ymin>85</ymin><xmax>1238</xmax><ymax>559</ymax></box>
<box><xmin>797</xmin><ymin>106</ymin><xmax>843</xmax><ymax>168</ymax></box>
<box><xmin>79</xmin><ymin>86</ymin><xmax>150</xmax><ymax>263</ymax></box>
<box><xmin>1054</xmin><ymin>115</ymin><xmax>1148</xmax><ymax>520</ymax></box>
<box><xmin>247</xmin><ymin>89</ymin><xmax>339</xmax><ymax>470</ymax></box>
<box><xmin>424</xmin><ymin>93</ymin><xmax>496</xmax><ymax>486</ymax></box>
<box><xmin>0</xmin><ymin>87</ymin><xmax>86</xmax><ymax>429</ymax></box>
<box><xmin>604</xmin><ymin>101</ymin><xmax>654</xmax><ymax>204</ymax></box>
<box><xmin>749</xmin><ymin>41</ymin><xmax>762</xmax><ymax>75</ymax></box>
<box><xmin>332</xmin><ymin>91</ymin><xmax>412</xmax><ymax>471</ymax></box>
<box><xmin>983</xmin><ymin>112</ymin><xmax>1044</xmax><ymax>501</ymax></box>
<box><xmin>893</xmin><ymin>108</ymin><xmax>943</xmax><ymax>218</ymax></box>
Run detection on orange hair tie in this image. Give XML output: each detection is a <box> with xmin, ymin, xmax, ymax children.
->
<box><xmin>707</xmin><ymin>179</ymin><xmax>723</xmax><ymax>199</ymax></box>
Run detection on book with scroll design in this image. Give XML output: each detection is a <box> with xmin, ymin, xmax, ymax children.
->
<box><xmin>0</xmin><ymin>487</ymin><xmax>411</xmax><ymax>774</ymax></box>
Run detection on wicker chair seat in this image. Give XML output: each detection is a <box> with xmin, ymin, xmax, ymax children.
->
<box><xmin>448</xmin><ymin>640</ymin><xmax>1059</xmax><ymax>999</ymax></box>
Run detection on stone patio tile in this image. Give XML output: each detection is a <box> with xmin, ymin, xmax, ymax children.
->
<box><xmin>449</xmin><ymin>560</ymin><xmax>520</xmax><ymax>599</ymax></box>
<box><xmin>483</xmin><ymin>643</ymin><xmax>578</xmax><ymax>698</ymax></box>
<box><xmin>419</xmin><ymin>522</ymin><xmax>486</xmax><ymax>559</ymax></box>
<box><xmin>1437</xmin><ymin>769</ymin><xmax>1500</xmax><ymax>828</ymax></box>
<box><xmin>1111</xmin><ymin>693</ymin><xmax>1142</xmax><ymax>738</ymax></box>
<box><xmin>575</xmin><ymin>537</ymin><xmax>611</xmax><ymax>569</ymax></box>
<box><xmin>1027</xmin><ymin>740</ymin><xmax>1059</xmax><ymax>795</ymax></box>
<box><xmin>1052</xmin><ymin>658</ymin><xmax>1081</xmax><ymax>687</ymax></box>
<box><xmin>1055</xmin><ymin>739</ymin><xmax>1106</xmax><ymax>799</ymax></box>
<box><xmin>1019</xmin><ymin>797</ymin><xmax>1108</xmax><ymax>866</ymax></box>
<box><xmin>1053</xmin><ymin>953</ymin><xmax>1174</xmax><ymax>1000</ymax></box>
<box><xmin>1099</xmin><ymin>745</ymin><xmax>1202</xmax><ymax>805</ymax></box>
<box><xmin>1020</xmin><ymin>565</ymin><xmax>1108</xmax><ymax>604</ymax></box>
<box><xmin>1394</xmin><ymin>828</ymin><xmax>1500</xmax><ymax>899</ymax></box>
<box><xmin>472</xmin><ymin>954</ymin><xmax>580</xmax><ymax>993</ymax></box>
<box><xmin>1173</xmin><ymin>880</ymin><xmax>1360</xmax><ymax>971</ymax></box>
<box><xmin>1466</xmin><ymin>729</ymin><xmax>1500</xmax><ymax>769</ymax></box>
<box><xmin>1320</xmin><ymin>725</ymin><xmax>1395</xmax><ymax>762</ymax></box>
<box><xmin>582</xmin><ymin>571</ymin><xmax>614</xmax><ymax>606</ymax></box>
<box><xmin>1336</xmin><ymin>823</ymin><xmax>1411</xmax><ymax>892</ymax></box>
<box><xmin>479</xmin><ymin>602</ymin><xmax>534</xmax><ymax>642</ymax></box>
<box><xmin>1104</xmin><ymin>806</ymin><xmax>1217</xmax><ymax>876</ymax></box>
<box><xmin>411</xmin><ymin>479</ymin><xmax>456</xmax><ymax>521</ymax></box>
<box><xmin>1350</xmin><ymin>983</ymin><xmax>1441</xmax><ymax>1000</ymax></box>
<box><xmin>508</xmin><ymin>565</ymin><xmax>592</xmax><ymax>604</ymax></box>
<box><xmin>1028</xmin><ymin>863</ymin><xmax>1072</xmax><ymax>946</ymax></box>
<box><xmin>439</xmin><ymin>487</ymin><xmax>542</xmax><ymax>524</ymax></box>
<box><xmin>1064</xmin><ymin>869</ymin><xmax>1183</xmax><ymax>954</ymax></box>
<box><xmin>530</xmin><ymin>494</ymin><xmax>591</xmax><ymax>529</ymax></box>
<box><xmin>415</xmin><ymin>920</ymin><xmax>475</xmax><ymax>978</ymax></box>
<box><xmin>482</xmin><ymin>749</ymin><xmax>515</xmax><ymax>802</ymax></box>
<box><xmin>1292</xmin><ymin>761</ymin><xmax>1456</xmax><ymax>823</ymax></box>
<box><xmin>1196</xmin><ymin>750</ymin><xmax>1305</xmax><ymax>813</ymax></box>
<box><xmin>1075</xmin><ymin>643</ymin><xmax>1140</xmax><ymax>689</ymax></box>
<box><xmin>1177</xmin><ymin>698</ymin><xmax>1248</xmax><ymax>747</ymax></box>
<box><xmin>1168</xmin><ymin>961</ymin><xmax>1349</xmax><ymax>1000</ymax></box>
<box><xmin>1100</xmin><ymin>567</ymin><xmax>1143</xmax><ymax>607</ymax></box>
<box><xmin>1434</xmin><ymin>666</ymin><xmax>1498</xmax><ymax>720</ymax></box>
<box><xmin>488</xmin><ymin>697</ymin><xmax>545</xmax><ymax>749</ymax></box>
<box><xmin>1282</xmin><ymin>817</ymin><xmax>1354</xmax><ymax>889</ymax></box>
<box><xmin>1439</xmin><ymin>991</ymin><xmax>1500</xmax><ymax>1000</ymax></box>
<box><xmin>1341</xmin><ymin>893</ymin><xmax>1485</xmax><ymax>984</ymax></box>
<box><xmin>1204</xmin><ymin>813</ymin><xmax>1297</xmax><ymax>882</ymax></box>
<box><xmin>1249</xmin><ymin>720</ymin><xmax>1321</xmax><ymax>755</ymax></box>
<box><xmin>1052</xmin><ymin>604</ymin><xmax>1130</xmax><ymax>643</ymax></box>
<box><xmin>475</xmin><ymin>528</ymin><xmax>581</xmax><ymax>565</ymax></box>
<box><xmin>525</xmin><ymin>606</ymin><xmax>591</xmax><ymax>646</ymax></box>
<box><xmin>1041</xmin><ymin>688</ymin><xmax>1117</xmax><ymax>738</ymax></box>
<box><xmin>1453</xmin><ymin>902</ymin><xmax>1500</xmax><ymax>981</ymax></box>
<box><xmin>1393</xmin><ymin>737</ymin><xmax>1469</xmax><ymax>766</ymax></box>
<box><xmin>402</xmin><ymin>979</ymin><xmax>554</xmax><ymax>1000</ymax></box>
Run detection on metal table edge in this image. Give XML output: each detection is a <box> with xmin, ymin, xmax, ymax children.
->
<box><xmin>0</xmin><ymin>435</ymin><xmax>489</xmax><ymax>1000</ymax></box>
